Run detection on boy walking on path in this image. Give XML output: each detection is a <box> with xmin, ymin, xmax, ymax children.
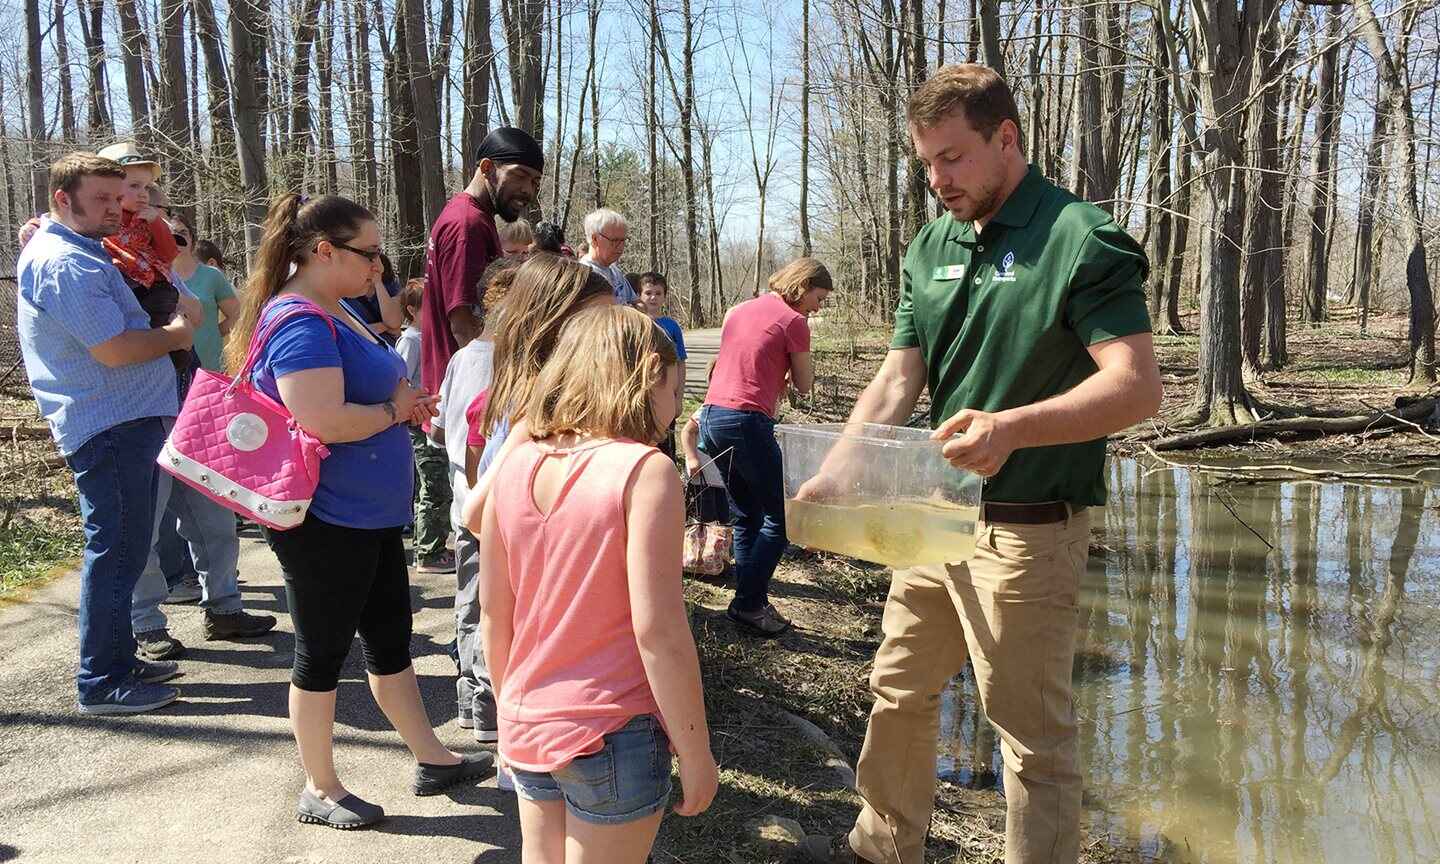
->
<box><xmin>801</xmin><ymin>65</ymin><xmax>1163</xmax><ymax>864</ymax></box>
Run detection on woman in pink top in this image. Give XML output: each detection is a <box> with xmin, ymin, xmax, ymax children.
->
<box><xmin>698</xmin><ymin>258</ymin><xmax>833</xmax><ymax>636</ymax></box>
<box><xmin>478</xmin><ymin>306</ymin><xmax>717</xmax><ymax>862</ymax></box>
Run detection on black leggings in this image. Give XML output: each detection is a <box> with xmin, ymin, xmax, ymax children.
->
<box><xmin>265</xmin><ymin>513</ymin><xmax>414</xmax><ymax>691</ymax></box>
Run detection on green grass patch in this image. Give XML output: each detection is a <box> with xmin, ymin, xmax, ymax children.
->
<box><xmin>0</xmin><ymin>513</ymin><xmax>82</xmax><ymax>598</ymax></box>
<box><xmin>1288</xmin><ymin>365</ymin><xmax>1406</xmax><ymax>385</ymax></box>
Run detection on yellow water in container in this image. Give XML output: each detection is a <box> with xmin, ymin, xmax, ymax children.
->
<box><xmin>785</xmin><ymin>496</ymin><xmax>980</xmax><ymax>569</ymax></box>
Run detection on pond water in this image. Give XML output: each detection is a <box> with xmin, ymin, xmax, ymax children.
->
<box><xmin>937</xmin><ymin>458</ymin><xmax>1440</xmax><ymax>863</ymax></box>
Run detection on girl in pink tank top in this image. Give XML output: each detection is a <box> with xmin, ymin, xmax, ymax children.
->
<box><xmin>478</xmin><ymin>306</ymin><xmax>717</xmax><ymax>861</ymax></box>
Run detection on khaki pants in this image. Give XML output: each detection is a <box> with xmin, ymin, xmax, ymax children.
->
<box><xmin>849</xmin><ymin>512</ymin><xmax>1090</xmax><ymax>864</ymax></box>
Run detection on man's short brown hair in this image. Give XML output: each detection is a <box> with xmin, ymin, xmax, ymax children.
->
<box><xmin>48</xmin><ymin>152</ymin><xmax>126</xmax><ymax>200</ymax></box>
<box><xmin>907</xmin><ymin>64</ymin><xmax>1022</xmax><ymax>143</ymax></box>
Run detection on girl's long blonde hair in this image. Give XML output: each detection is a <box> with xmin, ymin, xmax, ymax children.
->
<box><xmin>524</xmin><ymin>306</ymin><xmax>679</xmax><ymax>444</ymax></box>
<box><xmin>481</xmin><ymin>253</ymin><xmax>613</xmax><ymax>434</ymax></box>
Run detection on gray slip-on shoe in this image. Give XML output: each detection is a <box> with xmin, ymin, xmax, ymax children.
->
<box><xmin>413</xmin><ymin>751</ymin><xmax>496</xmax><ymax>796</ymax></box>
<box><xmin>296</xmin><ymin>789</ymin><xmax>384</xmax><ymax>830</ymax></box>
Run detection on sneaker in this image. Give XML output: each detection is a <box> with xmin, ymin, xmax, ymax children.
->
<box><xmin>416</xmin><ymin>550</ymin><xmax>456</xmax><ymax>573</ymax></box>
<box><xmin>204</xmin><ymin>609</ymin><xmax>277</xmax><ymax>640</ymax></box>
<box><xmin>801</xmin><ymin>836</ymin><xmax>879</xmax><ymax>864</ymax></box>
<box><xmin>136</xmin><ymin>629</ymin><xmax>186</xmax><ymax>660</ymax></box>
<box><xmin>727</xmin><ymin>602</ymin><xmax>792</xmax><ymax>638</ymax></box>
<box><xmin>473</xmin><ymin>695</ymin><xmax>499</xmax><ymax>744</ymax></box>
<box><xmin>78</xmin><ymin>679</ymin><xmax>179</xmax><ymax>716</ymax></box>
<box><xmin>164</xmin><ymin>579</ymin><xmax>203</xmax><ymax>604</ymax></box>
<box><xmin>135</xmin><ymin>659</ymin><xmax>181</xmax><ymax>684</ymax></box>
<box><xmin>457</xmin><ymin>704</ymin><xmax>475</xmax><ymax>729</ymax></box>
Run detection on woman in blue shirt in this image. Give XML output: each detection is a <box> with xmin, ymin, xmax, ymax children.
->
<box><xmin>224</xmin><ymin>194</ymin><xmax>493</xmax><ymax>829</ymax></box>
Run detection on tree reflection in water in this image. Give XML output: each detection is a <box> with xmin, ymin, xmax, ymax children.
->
<box><xmin>937</xmin><ymin>459</ymin><xmax>1440</xmax><ymax>863</ymax></box>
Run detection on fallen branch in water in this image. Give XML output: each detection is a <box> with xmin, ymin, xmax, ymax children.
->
<box><xmin>1139</xmin><ymin>444</ymin><xmax>1434</xmax><ymax>486</ymax></box>
<box><xmin>1147</xmin><ymin>398</ymin><xmax>1438</xmax><ymax>451</ymax></box>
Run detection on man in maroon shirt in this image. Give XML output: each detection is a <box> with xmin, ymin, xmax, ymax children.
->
<box><xmin>420</xmin><ymin>127</ymin><xmax>544</xmax><ymax>392</ymax></box>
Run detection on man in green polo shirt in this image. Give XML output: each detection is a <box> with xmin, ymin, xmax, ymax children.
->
<box><xmin>802</xmin><ymin>65</ymin><xmax>1163</xmax><ymax>864</ymax></box>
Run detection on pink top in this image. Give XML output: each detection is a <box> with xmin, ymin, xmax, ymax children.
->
<box><xmin>703</xmin><ymin>292</ymin><xmax>811</xmax><ymax>416</ymax></box>
<box><xmin>490</xmin><ymin>438</ymin><xmax>663</xmax><ymax>772</ymax></box>
<box><xmin>465</xmin><ymin>390</ymin><xmax>489</xmax><ymax>448</ymax></box>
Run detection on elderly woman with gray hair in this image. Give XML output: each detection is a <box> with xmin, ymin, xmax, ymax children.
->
<box><xmin>580</xmin><ymin>208</ymin><xmax>637</xmax><ymax>304</ymax></box>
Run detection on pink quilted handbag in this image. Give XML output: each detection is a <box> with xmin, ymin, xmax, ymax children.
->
<box><xmin>157</xmin><ymin>298</ymin><xmax>335</xmax><ymax>530</ymax></box>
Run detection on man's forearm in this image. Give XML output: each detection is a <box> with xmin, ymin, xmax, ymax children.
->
<box><xmin>1002</xmin><ymin>366</ymin><xmax>1160</xmax><ymax>449</ymax></box>
<box><xmin>448</xmin><ymin>307</ymin><xmax>482</xmax><ymax>348</ymax></box>
<box><xmin>90</xmin><ymin>326</ymin><xmax>185</xmax><ymax>367</ymax></box>
<box><xmin>845</xmin><ymin>371</ymin><xmax>920</xmax><ymax>428</ymax></box>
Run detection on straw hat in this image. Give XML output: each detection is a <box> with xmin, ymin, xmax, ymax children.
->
<box><xmin>96</xmin><ymin>142</ymin><xmax>163</xmax><ymax>178</ymax></box>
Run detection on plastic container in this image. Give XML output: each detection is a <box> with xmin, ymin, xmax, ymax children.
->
<box><xmin>775</xmin><ymin>422</ymin><xmax>983</xmax><ymax>569</ymax></box>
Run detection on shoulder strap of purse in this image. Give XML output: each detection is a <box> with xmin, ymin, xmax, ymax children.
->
<box><xmin>236</xmin><ymin>297</ymin><xmax>340</xmax><ymax>382</ymax></box>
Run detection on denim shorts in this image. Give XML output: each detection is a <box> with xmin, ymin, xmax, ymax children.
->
<box><xmin>511</xmin><ymin>715</ymin><xmax>673</xmax><ymax>825</ymax></box>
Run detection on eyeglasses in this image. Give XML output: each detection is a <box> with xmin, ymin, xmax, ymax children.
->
<box><xmin>327</xmin><ymin>241</ymin><xmax>383</xmax><ymax>264</ymax></box>
<box><xmin>598</xmin><ymin>231</ymin><xmax>628</xmax><ymax>244</ymax></box>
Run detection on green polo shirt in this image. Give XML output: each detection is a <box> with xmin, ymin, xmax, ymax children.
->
<box><xmin>892</xmin><ymin>165</ymin><xmax>1151</xmax><ymax>508</ymax></box>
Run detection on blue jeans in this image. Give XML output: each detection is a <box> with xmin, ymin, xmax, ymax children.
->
<box><xmin>158</xmin><ymin>502</ymin><xmax>199</xmax><ymax>588</ymax></box>
<box><xmin>66</xmin><ymin>417</ymin><xmax>167</xmax><ymax>702</ymax></box>
<box><xmin>132</xmin><ymin>470</ymin><xmax>243</xmax><ymax>633</ymax></box>
<box><xmin>697</xmin><ymin>406</ymin><xmax>787</xmax><ymax>612</ymax></box>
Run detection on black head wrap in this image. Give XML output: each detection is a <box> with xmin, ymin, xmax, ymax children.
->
<box><xmin>475</xmin><ymin>127</ymin><xmax>545</xmax><ymax>173</ymax></box>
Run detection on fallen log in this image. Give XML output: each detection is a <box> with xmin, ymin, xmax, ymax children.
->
<box><xmin>1149</xmin><ymin>398</ymin><xmax>1438</xmax><ymax>451</ymax></box>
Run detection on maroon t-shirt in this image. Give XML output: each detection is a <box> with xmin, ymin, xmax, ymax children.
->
<box><xmin>421</xmin><ymin>192</ymin><xmax>501</xmax><ymax>392</ymax></box>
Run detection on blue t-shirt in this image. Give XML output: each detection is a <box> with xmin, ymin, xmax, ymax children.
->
<box><xmin>655</xmin><ymin>316</ymin><xmax>687</xmax><ymax>360</ymax></box>
<box><xmin>252</xmin><ymin>298</ymin><xmax>414</xmax><ymax>529</ymax></box>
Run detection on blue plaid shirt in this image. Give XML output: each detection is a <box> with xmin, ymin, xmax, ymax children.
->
<box><xmin>17</xmin><ymin>217</ymin><xmax>178</xmax><ymax>455</ymax></box>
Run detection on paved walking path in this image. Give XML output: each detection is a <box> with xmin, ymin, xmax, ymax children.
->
<box><xmin>0</xmin><ymin>533</ymin><xmax>522</xmax><ymax>864</ymax></box>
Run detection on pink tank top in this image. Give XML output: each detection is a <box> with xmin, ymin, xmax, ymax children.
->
<box><xmin>490</xmin><ymin>437</ymin><xmax>664</xmax><ymax>772</ymax></box>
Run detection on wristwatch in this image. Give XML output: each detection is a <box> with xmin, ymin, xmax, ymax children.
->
<box><xmin>383</xmin><ymin>400</ymin><xmax>398</xmax><ymax>423</ymax></box>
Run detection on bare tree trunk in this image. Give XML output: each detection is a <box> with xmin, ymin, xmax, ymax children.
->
<box><xmin>680</xmin><ymin>0</ymin><xmax>702</xmax><ymax>324</ymax></box>
<box><xmin>588</xmin><ymin>0</ymin><xmax>601</xmax><ymax>206</ymax></box>
<box><xmin>1354</xmin><ymin>87</ymin><xmax>1387</xmax><ymax>335</ymax></box>
<box><xmin>502</xmin><ymin>0</ymin><xmax>545</xmax><ymax>142</ymax></box>
<box><xmin>54</xmin><ymin>0</ymin><xmax>78</xmax><ymax>142</ymax></box>
<box><xmin>977</xmin><ymin>0</ymin><xmax>1003</xmax><ymax>74</ymax></box>
<box><xmin>399</xmin><ymin>0</ymin><xmax>446</xmax><ymax>223</ymax></box>
<box><xmin>799</xmin><ymin>0</ymin><xmax>812</xmax><ymax>257</ymax></box>
<box><xmin>1160</xmin><ymin>0</ymin><xmax>1265</xmax><ymax>424</ymax></box>
<box><xmin>904</xmin><ymin>0</ymin><xmax>927</xmax><ymax>239</ymax></box>
<box><xmin>353</xmin><ymin>0</ymin><xmax>378</xmax><ymax>204</ymax></box>
<box><xmin>316</xmin><ymin>0</ymin><xmax>338</xmax><ymax>194</ymax></box>
<box><xmin>1303</xmin><ymin>7</ymin><xmax>1341</xmax><ymax>326</ymax></box>
<box><xmin>25</xmin><ymin>0</ymin><xmax>47</xmax><ymax>214</ymax></box>
<box><xmin>80</xmin><ymin>0</ymin><xmax>113</xmax><ymax>136</ymax></box>
<box><xmin>117</xmin><ymin>0</ymin><xmax>151</xmax><ymax>137</ymax></box>
<box><xmin>1147</xmin><ymin>19</ymin><xmax>1175</xmax><ymax>335</ymax></box>
<box><xmin>190</xmin><ymin>0</ymin><xmax>233</xmax><ymax>142</ymax></box>
<box><xmin>285</xmin><ymin>0</ymin><xmax>322</xmax><ymax>188</ymax></box>
<box><xmin>1075</xmin><ymin>0</ymin><xmax>1111</xmax><ymax>208</ymax></box>
<box><xmin>1242</xmin><ymin>13</ymin><xmax>1285</xmax><ymax>375</ymax></box>
<box><xmin>646</xmin><ymin>0</ymin><xmax>659</xmax><ymax>269</ymax></box>
<box><xmin>157</xmin><ymin>0</ymin><xmax>194</xmax><ymax>221</ymax></box>
<box><xmin>1354</xmin><ymin>0</ymin><xmax>1436</xmax><ymax>383</ymax></box>
<box><xmin>228</xmin><ymin>0</ymin><xmax>270</xmax><ymax>259</ymax></box>
<box><xmin>386</xmin><ymin>7</ymin><xmax>427</xmax><ymax>279</ymax></box>
<box><xmin>461</xmin><ymin>0</ymin><xmax>492</xmax><ymax>180</ymax></box>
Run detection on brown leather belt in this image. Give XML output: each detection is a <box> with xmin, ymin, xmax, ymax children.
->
<box><xmin>980</xmin><ymin>501</ymin><xmax>1083</xmax><ymax>525</ymax></box>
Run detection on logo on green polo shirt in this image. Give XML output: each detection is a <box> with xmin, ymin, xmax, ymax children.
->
<box><xmin>993</xmin><ymin>250</ymin><xmax>1017</xmax><ymax>283</ymax></box>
